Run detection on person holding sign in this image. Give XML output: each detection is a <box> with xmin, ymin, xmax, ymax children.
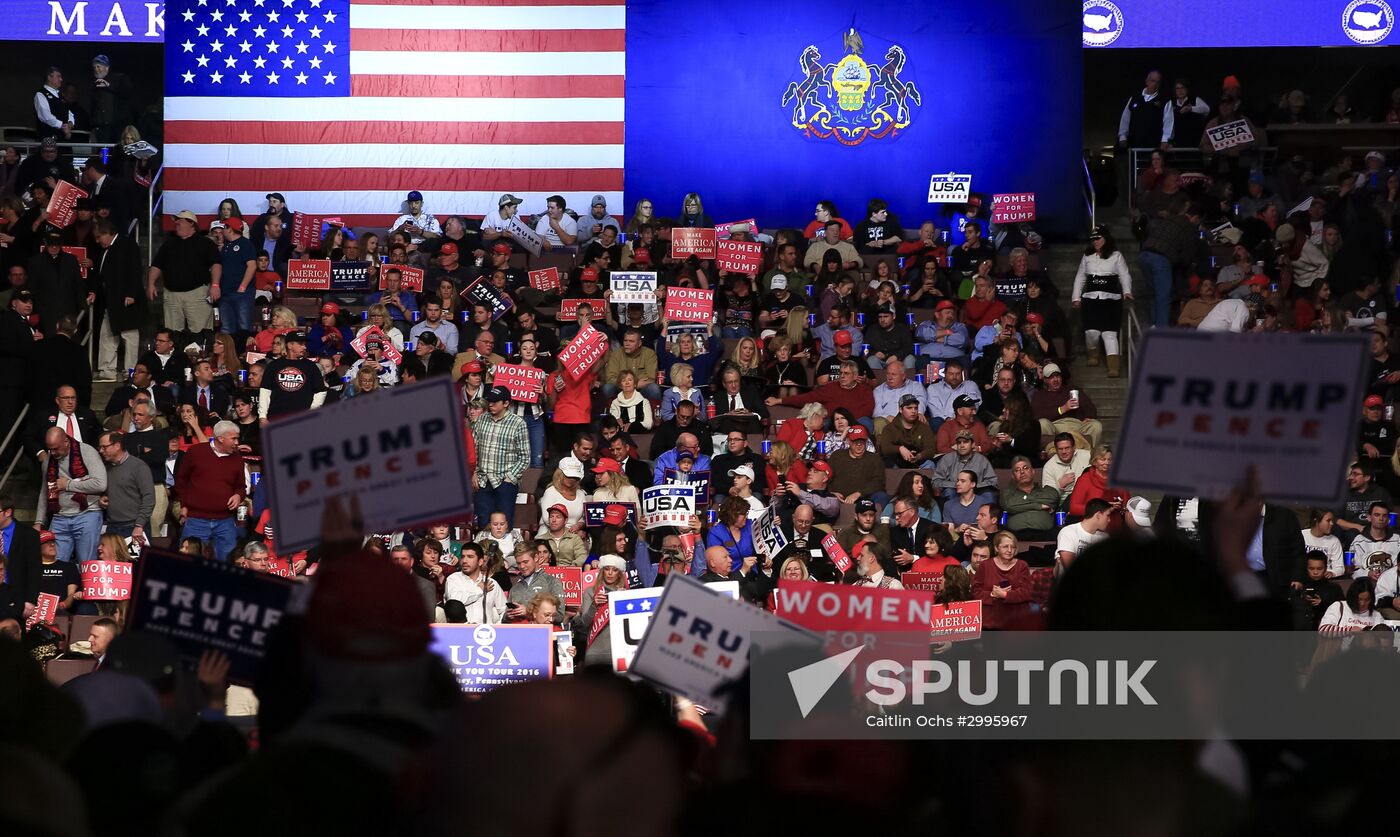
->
<box><xmin>578</xmin><ymin>553</ymin><xmax>629</xmax><ymax>666</ymax></box>
<box><xmin>702</xmin><ymin>496</ymin><xmax>758</xmax><ymax>577</ymax></box>
<box><xmin>1199</xmin><ymin>98</ymin><xmax>1266</xmax><ymax>191</ymax></box>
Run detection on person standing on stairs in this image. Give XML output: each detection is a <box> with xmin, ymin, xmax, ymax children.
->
<box><xmin>1072</xmin><ymin>225</ymin><xmax>1133</xmax><ymax>378</ymax></box>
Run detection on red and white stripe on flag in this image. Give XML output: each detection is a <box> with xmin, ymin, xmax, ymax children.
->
<box><xmin>163</xmin><ymin>0</ymin><xmax>625</xmax><ymax>227</ymax></box>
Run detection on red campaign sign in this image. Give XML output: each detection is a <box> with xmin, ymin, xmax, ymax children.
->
<box><xmin>267</xmin><ymin>558</ymin><xmax>295</xmax><ymax>578</ymax></box>
<box><xmin>492</xmin><ymin>362</ymin><xmax>546</xmax><ymax>403</ymax></box>
<box><xmin>669</xmin><ymin>227</ymin><xmax>717</xmax><ymax>259</ymax></box>
<box><xmin>581</xmin><ymin>568</ymin><xmax>600</xmax><ymax>596</ymax></box>
<box><xmin>351</xmin><ymin>324</ymin><xmax>403</xmax><ymax>365</ymax></box>
<box><xmin>62</xmin><ymin>246</ymin><xmax>88</xmax><ymax>279</ymax></box>
<box><xmin>543</xmin><ymin>566</ymin><xmax>583</xmax><ymax>609</ymax></box>
<box><xmin>28</xmin><ymin>593</ymin><xmax>60</xmax><ymax>628</ymax></box>
<box><xmin>80</xmin><ymin>560</ymin><xmax>134</xmax><ymax>601</ymax></box>
<box><xmin>899</xmin><ymin>571</ymin><xmax>944</xmax><ymax>596</ymax></box>
<box><xmin>381</xmin><ymin>264</ymin><xmax>424</xmax><ymax>292</ymax></box>
<box><xmin>557</xmin><ymin>322</ymin><xmax>609</xmax><ymax>379</ymax></box>
<box><xmin>290</xmin><ymin>213</ymin><xmax>343</xmax><ymax>250</ymax></box>
<box><xmin>713</xmin><ymin>218</ymin><xmax>757</xmax><ymax>238</ymax></box>
<box><xmin>528</xmin><ymin>266</ymin><xmax>561</xmax><ymax>293</ymax></box>
<box><xmin>820</xmin><ymin>532</ymin><xmax>851</xmax><ymax>573</ymax></box>
<box><xmin>663</xmin><ymin>287</ymin><xmax>713</xmax><ymax>323</ymax></box>
<box><xmin>714</xmin><ymin>238</ymin><xmax>764</xmax><ymax>274</ymax></box>
<box><xmin>286</xmin><ymin>259</ymin><xmax>332</xmax><ymax>290</ymax></box>
<box><xmin>930</xmin><ymin>599</ymin><xmax>983</xmax><ymax>641</ymax></box>
<box><xmin>991</xmin><ymin>193</ymin><xmax>1037</xmax><ymax>223</ymax></box>
<box><xmin>557</xmin><ymin>298</ymin><xmax>603</xmax><ymax>321</ymax></box>
<box><xmin>46</xmin><ymin>181</ymin><xmax>88</xmax><ymax>229</ymax></box>
<box><xmin>772</xmin><ymin>580</ymin><xmax>935</xmax><ymax>634</ymax></box>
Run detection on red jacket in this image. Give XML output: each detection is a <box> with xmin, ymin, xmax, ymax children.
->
<box><xmin>175</xmin><ymin>442</ymin><xmax>246</xmax><ymax>520</ymax></box>
<box><xmin>971</xmin><ymin>558</ymin><xmax>1032</xmax><ymax>630</ymax></box>
<box><xmin>1068</xmin><ymin>467</ymin><xmax>1128</xmax><ymax>519</ymax></box>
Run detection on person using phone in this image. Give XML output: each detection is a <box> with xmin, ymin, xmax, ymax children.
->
<box><xmin>1291</xmin><ymin>551</ymin><xmax>1342</xmax><ymax>630</ymax></box>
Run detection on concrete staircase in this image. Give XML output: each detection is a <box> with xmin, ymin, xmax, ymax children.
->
<box><xmin>1042</xmin><ymin>213</ymin><xmax>1144</xmax><ymax>446</ymax></box>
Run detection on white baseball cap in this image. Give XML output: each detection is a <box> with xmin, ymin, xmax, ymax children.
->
<box><xmin>1126</xmin><ymin>496</ymin><xmax>1152</xmax><ymax>527</ymax></box>
<box><xmin>728</xmin><ymin>464</ymin><xmax>756</xmax><ymax>481</ymax></box>
<box><xmin>560</xmin><ymin>456</ymin><xmax>585</xmax><ymax>479</ymax></box>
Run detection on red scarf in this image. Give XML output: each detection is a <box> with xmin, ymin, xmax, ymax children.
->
<box><xmin>46</xmin><ymin>443</ymin><xmax>89</xmax><ymax>516</ymax></box>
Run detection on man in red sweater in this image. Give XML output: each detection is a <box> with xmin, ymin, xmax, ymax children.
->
<box><xmin>767</xmin><ymin>360</ymin><xmax>875</xmax><ymax>431</ymax></box>
<box><xmin>961</xmin><ymin>275</ymin><xmax>1007</xmax><ymax>331</ymax></box>
<box><xmin>175</xmin><ymin>420</ymin><xmax>247</xmax><ymax>562</ymax></box>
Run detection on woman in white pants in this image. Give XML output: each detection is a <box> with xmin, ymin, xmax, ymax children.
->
<box><xmin>1072</xmin><ymin>225</ymin><xmax>1134</xmax><ymax>377</ymax></box>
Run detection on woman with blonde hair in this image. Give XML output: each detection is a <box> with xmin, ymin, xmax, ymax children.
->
<box><xmin>764</xmin><ymin>439</ymin><xmax>808</xmax><ymax>494</ymax></box>
<box><xmin>774</xmin><ymin>401</ymin><xmax>827</xmax><ymax>459</ymax></box>
<box><xmin>252</xmin><ymin>306</ymin><xmax>297</xmax><ymax>354</ymax></box>
<box><xmin>590</xmin><ymin>457</ymin><xmax>639</xmax><ymax>520</ymax></box>
<box><xmin>578</xmin><ymin>553</ymin><xmax>630</xmax><ymax>664</ymax></box>
<box><xmin>718</xmin><ymin>336</ymin><xmax>762</xmax><ymax>384</ymax></box>
<box><xmin>357</xmin><ymin>303</ymin><xmax>406</xmax><ymax>350</ymax></box>
<box><xmin>93</xmin><ymin>534</ymin><xmax>134</xmax><ymax>624</ymax></box>
<box><xmin>778</xmin><ymin>555</ymin><xmax>811</xmax><ymax>582</ymax></box>
<box><xmin>625</xmin><ymin>198</ymin><xmax>655</xmax><ymax>235</ymax></box>
<box><xmin>659</xmin><ymin>362</ymin><xmax>705</xmax><ymax>421</ymax></box>
<box><xmin>678</xmin><ymin>192</ymin><xmax>712</xmax><ymax>228</ymax></box>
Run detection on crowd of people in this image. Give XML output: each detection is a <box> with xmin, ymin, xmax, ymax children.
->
<box><xmin>0</xmin><ymin>58</ymin><xmax>1399</xmax><ymax>837</ymax></box>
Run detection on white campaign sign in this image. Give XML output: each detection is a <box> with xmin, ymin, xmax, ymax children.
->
<box><xmin>641</xmin><ymin>484</ymin><xmax>697</xmax><ymax>530</ymax></box>
<box><xmin>1206</xmin><ymin>119</ymin><xmax>1255</xmax><ymax>151</ymax></box>
<box><xmin>1111</xmin><ymin>331</ymin><xmax>1369</xmax><ymax>503</ymax></box>
<box><xmin>609</xmin><ymin>271</ymin><xmax>658</xmax><ymax>305</ymax></box>
<box><xmin>608</xmin><ymin>580</ymin><xmax>740</xmax><ymax>673</ymax></box>
<box><xmin>752</xmin><ymin>505</ymin><xmax>788</xmax><ymax>559</ymax></box>
<box><xmin>629</xmin><ymin>574</ymin><xmax>814</xmax><ymax>716</ymax></box>
<box><xmin>927</xmin><ymin>173</ymin><xmax>972</xmax><ymax>204</ymax></box>
<box><xmin>262</xmin><ymin>376</ymin><xmax>473</xmax><ymax>551</ymax></box>
<box><xmin>508</xmin><ymin>215</ymin><xmax>544</xmax><ymax>256</ymax></box>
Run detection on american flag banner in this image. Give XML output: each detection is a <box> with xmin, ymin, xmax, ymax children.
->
<box><xmin>163</xmin><ymin>0</ymin><xmax>625</xmax><ymax>226</ymax></box>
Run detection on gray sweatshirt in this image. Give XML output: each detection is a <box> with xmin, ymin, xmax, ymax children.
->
<box><xmin>36</xmin><ymin>442</ymin><xmax>108</xmax><ymax>524</ymax></box>
<box><xmin>103</xmin><ymin>454</ymin><xmax>155</xmax><ymax>527</ymax></box>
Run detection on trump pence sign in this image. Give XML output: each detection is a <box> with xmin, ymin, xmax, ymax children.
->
<box><xmin>262</xmin><ymin>376</ymin><xmax>473</xmax><ymax>552</ymax></box>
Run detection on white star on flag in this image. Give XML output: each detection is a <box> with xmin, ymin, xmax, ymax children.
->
<box><xmin>295</xmin><ymin>41</ymin><xmax>309</xmax><ymax>53</ymax></box>
<box><xmin>182</xmin><ymin>9</ymin><xmax>195</xmax><ymax>21</ymax></box>
<box><xmin>307</xmin><ymin>25</ymin><xmax>322</xmax><ymax>38</ymax></box>
<box><xmin>238</xmin><ymin>10</ymin><xmax>251</xmax><ymax>22</ymax></box>
<box><xmin>322</xmin><ymin>71</ymin><xmax>336</xmax><ymax>84</ymax></box>
<box><xmin>640</xmin><ymin>600</ymin><xmax>653</xmax><ymax>610</ymax></box>
<box><xmin>252</xmin><ymin>25</ymin><xmax>265</xmax><ymax>37</ymax></box>
<box><xmin>239</xmin><ymin>41</ymin><xmax>251</xmax><ymax>52</ymax></box>
<box><xmin>295</xmin><ymin>72</ymin><xmax>309</xmax><ymax>85</ymax></box>
<box><xmin>224</xmin><ymin>56</ymin><xmax>237</xmax><ymax>67</ymax></box>
<box><xmin>322</xmin><ymin>11</ymin><xmax>334</xmax><ymax>22</ymax></box>
<box><xmin>253</xmin><ymin>56</ymin><xmax>266</xmax><ymax>68</ymax></box>
<box><xmin>181</xmin><ymin>40</ymin><xmax>194</xmax><ymax>52</ymax></box>
<box><xmin>196</xmin><ymin>54</ymin><xmax>210</xmax><ymax>66</ymax></box>
<box><xmin>308</xmin><ymin>56</ymin><xmax>322</xmax><ymax>68</ymax></box>
<box><xmin>196</xmin><ymin>23</ymin><xmax>209</xmax><ymax>35</ymax></box>
<box><xmin>295</xmin><ymin>11</ymin><xmax>308</xmax><ymax>22</ymax></box>
<box><xmin>210</xmin><ymin>71</ymin><xmax>223</xmax><ymax>83</ymax></box>
<box><xmin>209</xmin><ymin>10</ymin><xmax>222</xmax><ymax>21</ymax></box>
<box><xmin>323</xmin><ymin>41</ymin><xmax>336</xmax><ymax>53</ymax></box>
<box><xmin>239</xmin><ymin>71</ymin><xmax>252</xmax><ymax>84</ymax></box>
<box><xmin>280</xmin><ymin>56</ymin><xmax>294</xmax><ymax>69</ymax></box>
<box><xmin>266</xmin><ymin>71</ymin><xmax>280</xmax><ymax>84</ymax></box>
<box><xmin>267</xmin><ymin>11</ymin><xmax>279</xmax><ymax>22</ymax></box>
<box><xmin>182</xmin><ymin>70</ymin><xmax>195</xmax><ymax>83</ymax></box>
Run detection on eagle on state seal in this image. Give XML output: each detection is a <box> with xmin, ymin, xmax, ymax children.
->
<box><xmin>781</xmin><ymin>28</ymin><xmax>921</xmax><ymax>146</ymax></box>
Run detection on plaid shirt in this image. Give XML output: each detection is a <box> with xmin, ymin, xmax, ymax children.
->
<box><xmin>472</xmin><ymin>411</ymin><xmax>529</xmax><ymax>488</ymax></box>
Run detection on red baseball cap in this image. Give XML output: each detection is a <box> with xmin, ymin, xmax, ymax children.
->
<box><xmin>810</xmin><ymin>461</ymin><xmax>833</xmax><ymax>476</ymax></box>
<box><xmin>1365</xmin><ymin>395</ymin><xmax>1384</xmax><ymax>408</ymax></box>
<box><xmin>1025</xmin><ymin>312</ymin><xmax>1044</xmax><ymax>325</ymax></box>
<box><xmin>592</xmin><ymin>457</ymin><xmax>622</xmax><ymax>474</ymax></box>
<box><xmin>580</xmin><ymin>266</ymin><xmax>600</xmax><ymax>282</ymax></box>
<box><xmin>440</xmin><ymin>242</ymin><xmax>458</xmax><ymax>256</ymax></box>
<box><xmin>460</xmin><ymin>360</ymin><xmax>483</xmax><ymax>375</ymax></box>
<box><xmin>846</xmin><ymin>425</ymin><xmax>869</xmax><ymax>441</ymax></box>
<box><xmin>602</xmin><ymin>504</ymin><xmax>628</xmax><ymax>526</ymax></box>
<box><xmin>224</xmin><ymin>216</ymin><xmax>244</xmax><ymax>232</ymax></box>
<box><xmin>492</xmin><ymin>242</ymin><xmax>512</xmax><ymax>255</ymax></box>
<box><xmin>935</xmin><ymin>299</ymin><xmax>956</xmax><ymax>312</ymax></box>
<box><xmin>38</xmin><ymin>530</ymin><xmax>55</xmax><ymax>545</ymax></box>
<box><xmin>833</xmin><ymin>330</ymin><xmax>853</xmax><ymax>346</ymax></box>
<box><xmin>546</xmin><ymin>504</ymin><xmax>569</xmax><ymax>518</ymax></box>
<box><xmin>320</xmin><ymin>302</ymin><xmax>341</xmax><ymax>315</ymax></box>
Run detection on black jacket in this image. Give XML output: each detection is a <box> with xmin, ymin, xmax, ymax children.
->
<box><xmin>890</xmin><ymin>518</ymin><xmax>941</xmax><ymax>560</ymax></box>
<box><xmin>95</xmin><ymin>233</ymin><xmax>146</xmax><ymax>333</ymax></box>
<box><xmin>90</xmin><ymin>175</ymin><xmax>137</xmax><ymax>235</ymax></box>
<box><xmin>138</xmin><ymin>350</ymin><xmax>189</xmax><ymax>389</ymax></box>
<box><xmin>27</xmin><ymin>251</ymin><xmax>85</xmax><ymax>335</ymax></box>
<box><xmin>0</xmin><ymin>309</ymin><xmax>35</xmax><ymax>391</ymax></box>
<box><xmin>710</xmin><ymin>383</ymin><xmax>768</xmax><ymax>437</ymax></box>
<box><xmin>1197</xmin><ymin>502</ymin><xmax>1307</xmax><ymax>598</ymax></box>
<box><xmin>1</xmin><ymin>524</ymin><xmax>42</xmax><ymax>606</ymax></box>
<box><xmin>648</xmin><ymin>418</ymin><xmax>714</xmax><ymax>459</ymax></box>
<box><xmin>27</xmin><ymin>407</ymin><xmax>101</xmax><ymax>455</ymax></box>
<box><xmin>29</xmin><ymin>335</ymin><xmax>91</xmax><ymax>409</ymax></box>
<box><xmin>709</xmin><ymin>449</ymin><xmax>768</xmax><ymax>497</ymax></box>
<box><xmin>178</xmin><ymin>382</ymin><xmax>232</xmax><ymax>419</ymax></box>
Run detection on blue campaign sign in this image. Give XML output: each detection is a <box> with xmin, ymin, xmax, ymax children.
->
<box><xmin>329</xmin><ymin>261</ymin><xmax>374</xmax><ymax>292</ymax></box>
<box><xmin>429</xmin><ymin>624</ymin><xmax>554</xmax><ymax>693</ymax></box>
<box><xmin>126</xmin><ymin>547</ymin><xmax>295</xmax><ymax>685</ymax></box>
<box><xmin>462</xmin><ymin>279</ymin><xmax>514</xmax><ymax>322</ymax></box>
<box><xmin>2</xmin><ymin>1</ymin><xmax>166</xmax><ymax>43</ymax></box>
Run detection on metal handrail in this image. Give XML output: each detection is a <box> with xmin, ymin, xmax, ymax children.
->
<box><xmin>1081</xmin><ymin>156</ymin><xmax>1097</xmax><ymax>229</ymax></box>
<box><xmin>0</xmin><ymin>404</ymin><xmax>29</xmax><ymax>493</ymax></box>
<box><xmin>146</xmin><ymin>165</ymin><xmax>164</xmax><ymax>264</ymax></box>
<box><xmin>1124</xmin><ymin>303</ymin><xmax>1143</xmax><ymax>381</ymax></box>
